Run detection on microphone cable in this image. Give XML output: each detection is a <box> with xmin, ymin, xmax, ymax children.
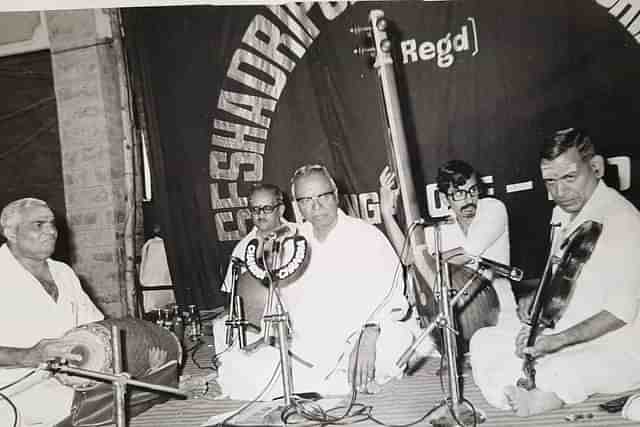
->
<box><xmin>364</xmin><ymin>220</ymin><xmax>419</xmax><ymax>324</ymax></box>
<box><xmin>0</xmin><ymin>369</ymin><xmax>37</xmax><ymax>392</ymax></box>
<box><xmin>212</xmin><ymin>360</ymin><xmax>283</xmax><ymax>427</ymax></box>
<box><xmin>0</xmin><ymin>369</ymin><xmax>43</xmax><ymax>427</ymax></box>
<box><xmin>0</xmin><ymin>391</ymin><xmax>17</xmax><ymax>427</ymax></box>
<box><xmin>280</xmin><ymin>330</ymin><xmax>370</xmax><ymax>426</ymax></box>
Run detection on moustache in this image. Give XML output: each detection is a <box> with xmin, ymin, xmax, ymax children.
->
<box><xmin>461</xmin><ymin>203</ymin><xmax>476</xmax><ymax>211</ymax></box>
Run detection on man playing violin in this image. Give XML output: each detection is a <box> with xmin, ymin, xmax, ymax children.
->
<box><xmin>472</xmin><ymin>128</ymin><xmax>640</xmax><ymax>416</ymax></box>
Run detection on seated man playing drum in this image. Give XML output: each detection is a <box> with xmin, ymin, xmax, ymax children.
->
<box><xmin>0</xmin><ymin>198</ymin><xmax>176</xmax><ymax>427</ymax></box>
<box><xmin>0</xmin><ymin>198</ymin><xmax>104</xmax><ymax>427</ymax></box>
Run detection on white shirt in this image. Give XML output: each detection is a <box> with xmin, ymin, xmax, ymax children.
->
<box><xmin>0</xmin><ymin>243</ymin><xmax>103</xmax><ymax>388</ymax></box>
<box><xmin>424</xmin><ymin>197</ymin><xmax>510</xmax><ymax>264</ymax></box>
<box><xmin>139</xmin><ymin>236</ymin><xmax>173</xmax><ymax>287</ymax></box>
<box><xmin>421</xmin><ymin>197</ymin><xmax>515</xmax><ymax>322</ymax></box>
<box><xmin>547</xmin><ymin>181</ymin><xmax>640</xmax><ymax>354</ymax></box>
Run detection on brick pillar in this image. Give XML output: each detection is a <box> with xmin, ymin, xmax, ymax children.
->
<box><xmin>46</xmin><ymin>9</ymin><xmax>131</xmax><ymax>317</ymax></box>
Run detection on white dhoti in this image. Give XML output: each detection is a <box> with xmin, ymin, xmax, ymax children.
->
<box><xmin>0</xmin><ymin>370</ymin><xmax>74</xmax><ymax>427</ymax></box>
<box><xmin>470</xmin><ymin>323</ymin><xmax>640</xmax><ymax>409</ymax></box>
<box><xmin>212</xmin><ymin>317</ymin><xmax>415</xmax><ymax>401</ymax></box>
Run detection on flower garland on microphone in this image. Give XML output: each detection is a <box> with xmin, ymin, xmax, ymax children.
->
<box><xmin>244</xmin><ymin>226</ymin><xmax>310</xmax><ymax>283</ymax></box>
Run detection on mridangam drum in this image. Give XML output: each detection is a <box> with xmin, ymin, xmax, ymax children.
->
<box><xmin>57</xmin><ymin>317</ymin><xmax>182</xmax><ymax>390</ymax></box>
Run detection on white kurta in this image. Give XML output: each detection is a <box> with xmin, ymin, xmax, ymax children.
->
<box><xmin>0</xmin><ymin>244</ymin><xmax>103</xmax><ymax>427</ymax></box>
<box><xmin>214</xmin><ymin>210</ymin><xmax>413</xmax><ymax>400</ymax></box>
<box><xmin>139</xmin><ymin>236</ymin><xmax>175</xmax><ymax>310</ymax></box>
<box><xmin>471</xmin><ymin>181</ymin><xmax>640</xmax><ymax>408</ymax></box>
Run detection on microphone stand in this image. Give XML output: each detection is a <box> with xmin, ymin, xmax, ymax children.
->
<box><xmin>262</xmin><ymin>238</ymin><xmax>295</xmax><ymax>408</ymax></box>
<box><xmin>43</xmin><ymin>325</ymin><xmax>186</xmax><ymax>427</ymax></box>
<box><xmin>396</xmin><ymin>223</ymin><xmax>482</xmax><ymax>426</ymax></box>
<box><xmin>225</xmin><ymin>258</ymin><xmax>247</xmax><ymax>349</ymax></box>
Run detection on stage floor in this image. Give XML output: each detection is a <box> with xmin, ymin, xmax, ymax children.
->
<box><xmin>128</xmin><ymin>335</ymin><xmax>639</xmax><ymax>427</ymax></box>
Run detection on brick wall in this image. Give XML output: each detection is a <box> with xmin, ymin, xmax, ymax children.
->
<box><xmin>47</xmin><ymin>9</ymin><xmax>131</xmax><ymax>317</ymax></box>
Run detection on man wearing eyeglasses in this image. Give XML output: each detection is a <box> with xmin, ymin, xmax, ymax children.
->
<box><xmin>281</xmin><ymin>164</ymin><xmax>413</xmax><ymax>397</ymax></box>
<box><xmin>221</xmin><ymin>183</ymin><xmax>291</xmax><ymax>292</ymax></box>
<box><xmin>213</xmin><ymin>165</ymin><xmax>413</xmax><ymax>401</ymax></box>
<box><xmin>380</xmin><ymin>160</ymin><xmax>518</xmax><ymax>356</ymax></box>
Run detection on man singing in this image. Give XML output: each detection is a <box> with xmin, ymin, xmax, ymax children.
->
<box><xmin>213</xmin><ymin>164</ymin><xmax>414</xmax><ymax>400</ymax></box>
<box><xmin>221</xmin><ymin>183</ymin><xmax>292</xmax><ymax>292</ymax></box>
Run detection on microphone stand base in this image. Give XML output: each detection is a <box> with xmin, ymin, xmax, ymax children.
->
<box><xmin>428</xmin><ymin>399</ymin><xmax>487</xmax><ymax>427</ymax></box>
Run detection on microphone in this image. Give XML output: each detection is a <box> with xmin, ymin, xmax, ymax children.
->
<box><xmin>264</xmin><ymin>223</ymin><xmax>295</xmax><ymax>241</ymax></box>
<box><xmin>230</xmin><ymin>256</ymin><xmax>245</xmax><ymax>266</ymax></box>
<box><xmin>413</xmin><ymin>216</ymin><xmax>454</xmax><ymax>226</ymax></box>
<box><xmin>466</xmin><ymin>256</ymin><xmax>524</xmax><ymax>282</ymax></box>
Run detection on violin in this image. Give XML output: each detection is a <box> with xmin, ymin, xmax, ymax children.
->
<box><xmin>518</xmin><ymin>220</ymin><xmax>602</xmax><ymax>390</ymax></box>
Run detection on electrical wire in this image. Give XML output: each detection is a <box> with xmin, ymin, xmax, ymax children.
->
<box><xmin>279</xmin><ymin>326</ymin><xmax>446</xmax><ymax>427</ymax></box>
<box><xmin>365</xmin><ymin>219</ymin><xmax>422</xmax><ymax>324</ymax></box>
<box><xmin>213</xmin><ymin>360</ymin><xmax>282</xmax><ymax>427</ymax></box>
<box><xmin>0</xmin><ymin>369</ymin><xmax>39</xmax><ymax>427</ymax></box>
<box><xmin>0</xmin><ymin>390</ymin><xmax>18</xmax><ymax>427</ymax></box>
<box><xmin>280</xmin><ymin>330</ymin><xmax>368</xmax><ymax>425</ymax></box>
<box><xmin>221</xmin><ymin>223</ymin><xmax>476</xmax><ymax>426</ymax></box>
<box><xmin>0</xmin><ymin>118</ymin><xmax>57</xmax><ymax>161</ymax></box>
<box><xmin>0</xmin><ymin>96</ymin><xmax>55</xmax><ymax>123</ymax></box>
<box><xmin>189</xmin><ymin>339</ymin><xmax>216</xmax><ymax>371</ymax></box>
<box><xmin>0</xmin><ymin>369</ymin><xmax>36</xmax><ymax>392</ymax></box>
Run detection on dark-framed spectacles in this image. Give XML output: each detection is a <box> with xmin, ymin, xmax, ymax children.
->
<box><xmin>296</xmin><ymin>191</ymin><xmax>335</xmax><ymax>208</ymax></box>
<box><xmin>447</xmin><ymin>185</ymin><xmax>479</xmax><ymax>201</ymax></box>
<box><xmin>249</xmin><ymin>203</ymin><xmax>281</xmax><ymax>215</ymax></box>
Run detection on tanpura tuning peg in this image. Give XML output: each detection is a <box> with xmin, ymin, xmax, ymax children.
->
<box><xmin>353</xmin><ymin>46</ymin><xmax>376</xmax><ymax>57</ymax></box>
<box><xmin>379</xmin><ymin>39</ymin><xmax>392</xmax><ymax>53</ymax></box>
<box><xmin>375</xmin><ymin>17</ymin><xmax>388</xmax><ymax>31</ymax></box>
<box><xmin>349</xmin><ymin>24</ymin><xmax>371</xmax><ymax>36</ymax></box>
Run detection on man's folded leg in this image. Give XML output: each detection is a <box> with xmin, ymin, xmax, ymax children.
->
<box><xmin>12</xmin><ymin>378</ymin><xmax>74</xmax><ymax>427</ymax></box>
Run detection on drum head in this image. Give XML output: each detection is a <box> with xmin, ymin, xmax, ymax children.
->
<box><xmin>57</xmin><ymin>324</ymin><xmax>112</xmax><ymax>390</ymax></box>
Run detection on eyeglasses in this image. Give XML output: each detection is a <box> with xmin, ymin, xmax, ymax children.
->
<box><xmin>296</xmin><ymin>191</ymin><xmax>335</xmax><ymax>208</ymax></box>
<box><xmin>447</xmin><ymin>185</ymin><xmax>479</xmax><ymax>201</ymax></box>
<box><xmin>248</xmin><ymin>203</ymin><xmax>281</xmax><ymax>215</ymax></box>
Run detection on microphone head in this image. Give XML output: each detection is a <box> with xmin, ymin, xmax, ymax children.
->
<box><xmin>231</xmin><ymin>257</ymin><xmax>245</xmax><ymax>266</ymax></box>
<box><xmin>263</xmin><ymin>223</ymin><xmax>296</xmax><ymax>241</ymax></box>
<box><xmin>510</xmin><ymin>268</ymin><xmax>524</xmax><ymax>282</ymax></box>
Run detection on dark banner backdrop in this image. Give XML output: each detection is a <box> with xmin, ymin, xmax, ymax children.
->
<box><xmin>123</xmin><ymin>1</ymin><xmax>640</xmax><ymax>309</ymax></box>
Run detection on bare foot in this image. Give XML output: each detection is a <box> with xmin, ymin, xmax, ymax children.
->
<box><xmin>504</xmin><ymin>385</ymin><xmax>563</xmax><ymax>417</ymax></box>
